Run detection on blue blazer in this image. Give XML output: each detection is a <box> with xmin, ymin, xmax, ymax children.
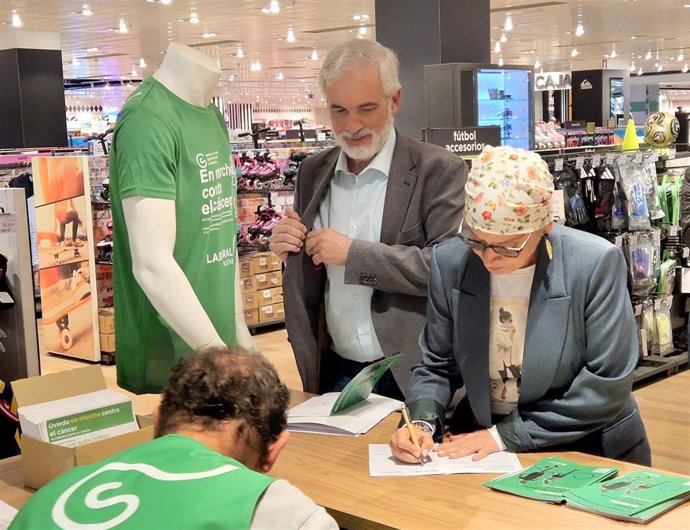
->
<box><xmin>408</xmin><ymin>224</ymin><xmax>651</xmax><ymax>465</ymax></box>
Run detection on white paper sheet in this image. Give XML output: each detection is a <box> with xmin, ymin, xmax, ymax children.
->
<box><xmin>0</xmin><ymin>500</ymin><xmax>17</xmax><ymax>530</ymax></box>
<box><xmin>368</xmin><ymin>444</ymin><xmax>523</xmax><ymax>477</ymax></box>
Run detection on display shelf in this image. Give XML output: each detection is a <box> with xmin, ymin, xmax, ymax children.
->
<box><xmin>248</xmin><ymin>320</ymin><xmax>285</xmax><ymax>335</ymax></box>
<box><xmin>633</xmin><ymin>351</ymin><xmax>687</xmax><ymax>385</ymax></box>
<box><xmin>478</xmin><ymin>98</ymin><xmax>527</xmax><ymax>103</ymax></box>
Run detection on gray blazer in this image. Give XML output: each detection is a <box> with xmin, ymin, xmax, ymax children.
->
<box><xmin>283</xmin><ymin>132</ymin><xmax>467</xmax><ymax>394</ymax></box>
<box><xmin>408</xmin><ymin>224</ymin><xmax>651</xmax><ymax>465</ymax></box>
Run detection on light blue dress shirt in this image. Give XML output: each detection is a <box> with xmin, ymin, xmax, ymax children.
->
<box><xmin>313</xmin><ymin>128</ymin><xmax>396</xmax><ymax>362</ymax></box>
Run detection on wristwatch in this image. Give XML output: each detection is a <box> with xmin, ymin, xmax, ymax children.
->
<box><xmin>412</xmin><ymin>420</ymin><xmax>435</xmax><ymax>436</ymax></box>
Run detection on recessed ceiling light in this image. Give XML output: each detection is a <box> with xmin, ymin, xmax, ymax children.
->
<box><xmin>498</xmin><ymin>57</ymin><xmax>504</xmax><ymax>67</ymax></box>
<box><xmin>571</xmin><ymin>48</ymin><xmax>579</xmax><ymax>57</ymax></box>
<box><xmin>189</xmin><ymin>11</ymin><xmax>199</xmax><ymax>23</ymax></box>
<box><xmin>11</xmin><ymin>10</ymin><xmax>22</xmax><ymax>28</ymax></box>
<box><xmin>236</xmin><ymin>46</ymin><xmax>244</xmax><ymax>58</ymax></box>
<box><xmin>358</xmin><ymin>26</ymin><xmax>367</xmax><ymax>35</ymax></box>
<box><xmin>575</xmin><ymin>23</ymin><xmax>584</xmax><ymax>37</ymax></box>
<box><xmin>504</xmin><ymin>14</ymin><xmax>513</xmax><ymax>31</ymax></box>
<box><xmin>118</xmin><ymin>19</ymin><xmax>129</xmax><ymax>33</ymax></box>
<box><xmin>202</xmin><ymin>32</ymin><xmax>216</xmax><ymax>38</ymax></box>
<box><xmin>139</xmin><ymin>57</ymin><xmax>147</xmax><ymax>67</ymax></box>
<box><xmin>500</xmin><ymin>33</ymin><xmax>507</xmax><ymax>43</ymax></box>
<box><xmin>86</xmin><ymin>47</ymin><xmax>99</xmax><ymax>52</ymax></box>
<box><xmin>630</xmin><ymin>35</ymin><xmax>637</xmax><ymax>40</ymax></box>
<box><xmin>82</xmin><ymin>4</ymin><xmax>92</xmax><ymax>16</ymax></box>
<box><xmin>494</xmin><ymin>41</ymin><xmax>501</xmax><ymax>53</ymax></box>
<box><xmin>286</xmin><ymin>27</ymin><xmax>295</xmax><ymax>42</ymax></box>
<box><xmin>269</xmin><ymin>0</ymin><xmax>280</xmax><ymax>13</ymax></box>
<box><xmin>276</xmin><ymin>72</ymin><xmax>285</xmax><ymax>80</ymax></box>
<box><xmin>311</xmin><ymin>48</ymin><xmax>319</xmax><ymax>61</ymax></box>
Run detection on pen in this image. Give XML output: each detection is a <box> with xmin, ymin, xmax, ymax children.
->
<box><xmin>400</xmin><ymin>403</ymin><xmax>425</xmax><ymax>466</ymax></box>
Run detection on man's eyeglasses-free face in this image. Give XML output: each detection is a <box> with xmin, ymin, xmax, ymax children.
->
<box><xmin>457</xmin><ymin>219</ymin><xmax>534</xmax><ymax>258</ymax></box>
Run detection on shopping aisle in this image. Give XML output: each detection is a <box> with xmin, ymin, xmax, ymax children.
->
<box><xmin>38</xmin><ymin>327</ymin><xmax>690</xmax><ymax>475</ymax></box>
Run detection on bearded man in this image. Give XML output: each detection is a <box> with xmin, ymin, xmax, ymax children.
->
<box><xmin>270</xmin><ymin>39</ymin><xmax>467</xmax><ymax>398</ymax></box>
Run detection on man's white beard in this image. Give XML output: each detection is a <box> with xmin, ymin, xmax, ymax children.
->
<box><xmin>335</xmin><ymin>112</ymin><xmax>393</xmax><ymax>162</ymax></box>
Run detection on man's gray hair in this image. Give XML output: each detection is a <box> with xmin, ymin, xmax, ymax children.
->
<box><xmin>318</xmin><ymin>39</ymin><xmax>401</xmax><ymax>98</ymax></box>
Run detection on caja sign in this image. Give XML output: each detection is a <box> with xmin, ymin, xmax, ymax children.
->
<box><xmin>534</xmin><ymin>71</ymin><xmax>572</xmax><ymax>91</ymax></box>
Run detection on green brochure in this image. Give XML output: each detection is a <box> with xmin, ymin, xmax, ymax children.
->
<box><xmin>483</xmin><ymin>456</ymin><xmax>619</xmax><ymax>503</ymax></box>
<box><xmin>564</xmin><ymin>470</ymin><xmax>690</xmax><ymax>523</ymax></box>
<box><xmin>330</xmin><ymin>354</ymin><xmax>402</xmax><ymax>414</ymax></box>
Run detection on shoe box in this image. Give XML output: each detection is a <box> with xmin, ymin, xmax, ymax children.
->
<box><xmin>98</xmin><ymin>308</ymin><xmax>116</xmax><ymax>353</ymax></box>
<box><xmin>238</xmin><ymin>252</ymin><xmax>283</xmax><ymax>327</ymax></box>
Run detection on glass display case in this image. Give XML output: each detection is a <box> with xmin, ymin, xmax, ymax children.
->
<box><xmin>476</xmin><ymin>68</ymin><xmax>531</xmax><ymax>149</ymax></box>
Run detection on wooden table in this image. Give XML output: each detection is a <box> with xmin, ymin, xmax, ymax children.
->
<box><xmin>2</xmin><ymin>393</ymin><xmax>689</xmax><ymax>529</ymax></box>
<box><xmin>271</xmin><ymin>392</ymin><xmax>690</xmax><ymax>530</ymax></box>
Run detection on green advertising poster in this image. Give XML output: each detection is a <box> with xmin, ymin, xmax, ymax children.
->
<box><xmin>564</xmin><ymin>471</ymin><xmax>690</xmax><ymax>523</ymax></box>
<box><xmin>484</xmin><ymin>456</ymin><xmax>618</xmax><ymax>503</ymax></box>
<box><xmin>330</xmin><ymin>354</ymin><xmax>401</xmax><ymax>414</ymax></box>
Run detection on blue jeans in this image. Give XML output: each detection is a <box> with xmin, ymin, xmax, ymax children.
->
<box><xmin>323</xmin><ymin>350</ymin><xmax>405</xmax><ymax>401</ymax></box>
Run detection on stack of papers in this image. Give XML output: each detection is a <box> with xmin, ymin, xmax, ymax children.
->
<box><xmin>484</xmin><ymin>456</ymin><xmax>618</xmax><ymax>503</ymax></box>
<box><xmin>0</xmin><ymin>501</ymin><xmax>17</xmax><ymax>530</ymax></box>
<box><xmin>18</xmin><ymin>388</ymin><xmax>139</xmax><ymax>447</ymax></box>
<box><xmin>287</xmin><ymin>393</ymin><xmax>401</xmax><ymax>436</ymax></box>
<box><xmin>368</xmin><ymin>444</ymin><xmax>523</xmax><ymax>476</ymax></box>
<box><xmin>564</xmin><ymin>470</ymin><xmax>690</xmax><ymax>523</ymax></box>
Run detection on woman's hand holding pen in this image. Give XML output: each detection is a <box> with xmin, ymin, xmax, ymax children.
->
<box><xmin>389</xmin><ymin>427</ymin><xmax>434</xmax><ymax>464</ymax></box>
<box><xmin>435</xmin><ymin>429</ymin><xmax>499</xmax><ymax>461</ymax></box>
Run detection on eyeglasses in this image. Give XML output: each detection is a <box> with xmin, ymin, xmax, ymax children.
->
<box><xmin>457</xmin><ymin>219</ymin><xmax>534</xmax><ymax>258</ymax></box>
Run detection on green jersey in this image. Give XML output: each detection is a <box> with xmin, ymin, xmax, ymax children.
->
<box><xmin>109</xmin><ymin>77</ymin><xmax>237</xmax><ymax>393</ymax></box>
<box><xmin>10</xmin><ymin>435</ymin><xmax>275</xmax><ymax>530</ymax></box>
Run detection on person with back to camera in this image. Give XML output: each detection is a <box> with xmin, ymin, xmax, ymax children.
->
<box><xmin>10</xmin><ymin>347</ymin><xmax>338</xmax><ymax>530</ymax></box>
<box><xmin>390</xmin><ymin>146</ymin><xmax>651</xmax><ymax>466</ymax></box>
<box><xmin>269</xmin><ymin>39</ymin><xmax>467</xmax><ymax>399</ymax></box>
<box><xmin>109</xmin><ymin>42</ymin><xmax>257</xmax><ymax>394</ymax></box>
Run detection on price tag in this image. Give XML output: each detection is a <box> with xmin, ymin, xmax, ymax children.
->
<box><xmin>264</xmin><ymin>306</ymin><xmax>274</xmax><ymax>315</ymax></box>
<box><xmin>614</xmin><ymin>235</ymin><xmax>624</xmax><ymax>247</ymax></box>
<box><xmin>554</xmin><ymin>158</ymin><xmax>564</xmax><ymax>171</ymax></box>
<box><xmin>634</xmin><ymin>304</ymin><xmax>642</xmax><ymax>317</ymax></box>
<box><xmin>654</xmin><ymin>299</ymin><xmax>662</xmax><ymax>311</ymax></box>
<box><xmin>259</xmin><ymin>257</ymin><xmax>267</xmax><ymax>266</ymax></box>
<box><xmin>0</xmin><ymin>214</ymin><xmax>16</xmax><ymax>234</ymax></box>
<box><xmin>651</xmin><ymin>151</ymin><xmax>660</xmax><ymax>162</ymax></box>
<box><xmin>670</xmin><ymin>226</ymin><xmax>679</xmax><ymax>237</ymax></box>
<box><xmin>256</xmin><ymin>274</ymin><xmax>266</xmax><ymax>282</ymax></box>
<box><xmin>635</xmin><ymin>152</ymin><xmax>644</xmax><ymax>163</ymax></box>
<box><xmin>669</xmin><ymin>145</ymin><xmax>677</xmax><ymax>159</ymax></box>
<box><xmin>605</xmin><ymin>152</ymin><xmax>616</xmax><ymax>165</ymax></box>
<box><xmin>592</xmin><ymin>154</ymin><xmax>602</xmax><ymax>166</ymax></box>
<box><xmin>618</xmin><ymin>154</ymin><xmax>628</xmax><ymax>165</ymax></box>
<box><xmin>263</xmin><ymin>290</ymin><xmax>271</xmax><ymax>299</ymax></box>
<box><xmin>575</xmin><ymin>156</ymin><xmax>584</xmax><ymax>169</ymax></box>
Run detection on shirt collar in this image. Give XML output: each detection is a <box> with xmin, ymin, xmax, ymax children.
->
<box><xmin>335</xmin><ymin>127</ymin><xmax>397</xmax><ymax>178</ymax></box>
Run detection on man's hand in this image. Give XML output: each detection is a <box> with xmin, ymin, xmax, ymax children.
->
<box><xmin>269</xmin><ymin>207</ymin><xmax>307</xmax><ymax>261</ymax></box>
<box><xmin>389</xmin><ymin>427</ymin><xmax>434</xmax><ymax>464</ymax></box>
<box><xmin>305</xmin><ymin>228</ymin><xmax>353</xmax><ymax>266</ymax></box>
<box><xmin>434</xmin><ymin>429</ymin><xmax>499</xmax><ymax>461</ymax></box>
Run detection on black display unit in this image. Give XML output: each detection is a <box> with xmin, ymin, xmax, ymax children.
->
<box><xmin>424</xmin><ymin>63</ymin><xmax>534</xmax><ymax>150</ymax></box>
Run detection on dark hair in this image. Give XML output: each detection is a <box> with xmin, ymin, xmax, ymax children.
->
<box><xmin>499</xmin><ymin>307</ymin><xmax>512</xmax><ymax>323</ymax></box>
<box><xmin>155</xmin><ymin>347</ymin><xmax>289</xmax><ymax>452</ymax></box>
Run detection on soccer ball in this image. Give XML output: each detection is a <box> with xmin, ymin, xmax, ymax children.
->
<box><xmin>644</xmin><ymin>111</ymin><xmax>680</xmax><ymax>148</ymax></box>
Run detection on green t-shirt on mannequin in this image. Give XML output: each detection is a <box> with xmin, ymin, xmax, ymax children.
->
<box><xmin>9</xmin><ymin>435</ymin><xmax>274</xmax><ymax>529</ymax></box>
<box><xmin>109</xmin><ymin>77</ymin><xmax>237</xmax><ymax>393</ymax></box>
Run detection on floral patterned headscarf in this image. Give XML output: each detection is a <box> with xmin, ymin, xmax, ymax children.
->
<box><xmin>463</xmin><ymin>145</ymin><xmax>554</xmax><ymax>235</ymax></box>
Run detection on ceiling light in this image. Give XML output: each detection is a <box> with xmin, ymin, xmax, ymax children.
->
<box><xmin>269</xmin><ymin>0</ymin><xmax>280</xmax><ymax>13</ymax></box>
<box><xmin>82</xmin><ymin>4</ymin><xmax>92</xmax><ymax>16</ymax></box>
<box><xmin>630</xmin><ymin>35</ymin><xmax>637</xmax><ymax>40</ymax></box>
<box><xmin>236</xmin><ymin>46</ymin><xmax>244</xmax><ymax>58</ymax></box>
<box><xmin>679</xmin><ymin>52</ymin><xmax>685</xmax><ymax>62</ymax></box>
<box><xmin>72</xmin><ymin>57</ymin><xmax>80</xmax><ymax>66</ymax></box>
<box><xmin>494</xmin><ymin>41</ymin><xmax>501</xmax><ymax>53</ymax></box>
<box><xmin>637</xmin><ymin>67</ymin><xmax>643</xmax><ymax>75</ymax></box>
<box><xmin>86</xmin><ymin>47</ymin><xmax>99</xmax><ymax>53</ymax></box>
<box><xmin>132</xmin><ymin>68</ymin><xmax>139</xmax><ymax>77</ymax></box>
<box><xmin>498</xmin><ymin>57</ymin><xmax>504</xmax><ymax>67</ymax></box>
<box><xmin>202</xmin><ymin>32</ymin><xmax>216</xmax><ymax>38</ymax></box>
<box><xmin>311</xmin><ymin>48</ymin><xmax>319</xmax><ymax>61</ymax></box>
<box><xmin>118</xmin><ymin>19</ymin><xmax>129</xmax><ymax>33</ymax></box>
<box><xmin>610</xmin><ymin>47</ymin><xmax>617</xmax><ymax>59</ymax></box>
<box><xmin>645</xmin><ymin>50</ymin><xmax>652</xmax><ymax>60</ymax></box>
<box><xmin>629</xmin><ymin>62</ymin><xmax>636</xmax><ymax>72</ymax></box>
<box><xmin>159</xmin><ymin>0</ymin><xmax>172</xmax><ymax>4</ymax></box>
<box><xmin>500</xmin><ymin>33</ymin><xmax>507</xmax><ymax>43</ymax></box>
<box><xmin>189</xmin><ymin>11</ymin><xmax>199</xmax><ymax>23</ymax></box>
<box><xmin>657</xmin><ymin>64</ymin><xmax>663</xmax><ymax>72</ymax></box>
<box><xmin>11</xmin><ymin>11</ymin><xmax>22</xmax><ymax>27</ymax></box>
<box><xmin>261</xmin><ymin>7</ymin><xmax>270</xmax><ymax>13</ymax></box>
<box><xmin>139</xmin><ymin>57</ymin><xmax>147</xmax><ymax>68</ymax></box>
<box><xmin>684</xmin><ymin>64</ymin><xmax>689</xmax><ymax>73</ymax></box>
<box><xmin>575</xmin><ymin>23</ymin><xmax>584</xmax><ymax>37</ymax></box>
<box><xmin>504</xmin><ymin>14</ymin><xmax>513</xmax><ymax>32</ymax></box>
<box><xmin>286</xmin><ymin>27</ymin><xmax>295</xmax><ymax>42</ymax></box>
<box><xmin>250</xmin><ymin>61</ymin><xmax>262</xmax><ymax>72</ymax></box>
<box><xmin>571</xmin><ymin>48</ymin><xmax>579</xmax><ymax>57</ymax></box>
<box><xmin>276</xmin><ymin>72</ymin><xmax>285</xmax><ymax>80</ymax></box>
<box><xmin>534</xmin><ymin>58</ymin><xmax>541</xmax><ymax>69</ymax></box>
<box><xmin>358</xmin><ymin>26</ymin><xmax>368</xmax><ymax>35</ymax></box>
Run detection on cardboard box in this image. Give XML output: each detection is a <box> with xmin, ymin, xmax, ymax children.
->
<box><xmin>258</xmin><ymin>287</ymin><xmax>283</xmax><ymax>307</ymax></box>
<box><xmin>259</xmin><ymin>302</ymin><xmax>285</xmax><ymax>323</ymax></box>
<box><xmin>98</xmin><ymin>308</ymin><xmax>115</xmax><ymax>334</ymax></box>
<box><xmin>242</xmin><ymin>292</ymin><xmax>259</xmax><ymax>311</ymax></box>
<box><xmin>12</xmin><ymin>366</ymin><xmax>154</xmax><ymax>489</ymax></box>
<box><xmin>255</xmin><ymin>270</ymin><xmax>282</xmax><ymax>290</ymax></box>
<box><xmin>240</xmin><ymin>276</ymin><xmax>257</xmax><ymax>294</ymax></box>
<box><xmin>243</xmin><ymin>308</ymin><xmax>259</xmax><ymax>327</ymax></box>
<box><xmin>251</xmin><ymin>252</ymin><xmax>282</xmax><ymax>274</ymax></box>
<box><xmin>239</xmin><ymin>258</ymin><xmax>253</xmax><ymax>278</ymax></box>
<box><xmin>100</xmin><ymin>333</ymin><xmax>116</xmax><ymax>353</ymax></box>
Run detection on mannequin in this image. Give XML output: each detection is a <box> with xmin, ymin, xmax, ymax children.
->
<box><xmin>110</xmin><ymin>43</ymin><xmax>256</xmax><ymax>393</ymax></box>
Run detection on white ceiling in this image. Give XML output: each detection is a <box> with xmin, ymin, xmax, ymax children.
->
<box><xmin>3</xmin><ymin>0</ymin><xmax>690</xmax><ymax>105</ymax></box>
